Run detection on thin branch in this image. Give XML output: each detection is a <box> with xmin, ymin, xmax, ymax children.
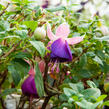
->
<box><xmin>41</xmin><ymin>96</ymin><xmax>51</xmax><ymax>109</ymax></box>
<box><xmin>17</xmin><ymin>94</ymin><xmax>28</xmax><ymax>109</ymax></box>
<box><xmin>1</xmin><ymin>40</ymin><xmax>21</xmax><ymax>58</ymax></box>
<box><xmin>0</xmin><ymin>3</ymin><xmax>10</xmax><ymax>16</ymax></box>
<box><xmin>0</xmin><ymin>97</ymin><xmax>6</xmax><ymax>109</ymax></box>
<box><xmin>0</xmin><ymin>70</ymin><xmax>8</xmax><ymax>87</ymax></box>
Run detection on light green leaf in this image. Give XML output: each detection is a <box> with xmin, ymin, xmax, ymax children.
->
<box><xmin>46</xmin><ymin>6</ymin><xmax>66</xmax><ymax>12</ymax></box>
<box><xmin>15</xmin><ymin>30</ymin><xmax>28</xmax><ymax>39</ymax></box>
<box><xmin>96</xmin><ymin>95</ymin><xmax>107</xmax><ymax>102</ymax></box>
<box><xmin>103</xmin><ymin>100</ymin><xmax>109</xmax><ymax>106</ymax></box>
<box><xmin>93</xmin><ymin>56</ymin><xmax>103</xmax><ymax>65</ymax></box>
<box><xmin>76</xmin><ymin>99</ymin><xmax>100</xmax><ymax>109</ymax></box>
<box><xmin>30</xmin><ymin>41</ymin><xmax>45</xmax><ymax>58</ymax></box>
<box><xmin>94</xmin><ymin>36</ymin><xmax>109</xmax><ymax>41</ymax></box>
<box><xmin>82</xmin><ymin>88</ymin><xmax>101</xmax><ymax>99</ymax></box>
<box><xmin>63</xmin><ymin>88</ymin><xmax>76</xmax><ymax>97</ymax></box>
<box><xmin>69</xmin><ymin>82</ymin><xmax>84</xmax><ymax>93</ymax></box>
<box><xmin>23</xmin><ymin>21</ymin><xmax>38</xmax><ymax>32</ymax></box>
<box><xmin>87</xmin><ymin>80</ymin><xmax>97</xmax><ymax>88</ymax></box>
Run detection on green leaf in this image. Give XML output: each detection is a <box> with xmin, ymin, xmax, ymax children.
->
<box><xmin>15</xmin><ymin>30</ymin><xmax>28</xmax><ymax>39</ymax></box>
<box><xmin>103</xmin><ymin>100</ymin><xmax>109</xmax><ymax>106</ymax></box>
<box><xmin>46</xmin><ymin>6</ymin><xmax>66</xmax><ymax>12</ymax></box>
<box><xmin>34</xmin><ymin>6</ymin><xmax>41</xmax><ymax>18</ymax></box>
<box><xmin>30</xmin><ymin>41</ymin><xmax>45</xmax><ymax>58</ymax></box>
<box><xmin>79</xmin><ymin>54</ymin><xmax>87</xmax><ymax>68</ymax></box>
<box><xmin>63</xmin><ymin>88</ymin><xmax>76</xmax><ymax>97</ymax></box>
<box><xmin>96</xmin><ymin>95</ymin><xmax>107</xmax><ymax>102</ymax></box>
<box><xmin>69</xmin><ymin>82</ymin><xmax>84</xmax><ymax>93</ymax></box>
<box><xmin>87</xmin><ymin>80</ymin><xmax>97</xmax><ymax>88</ymax></box>
<box><xmin>100</xmin><ymin>62</ymin><xmax>109</xmax><ymax>74</ymax></box>
<box><xmin>0</xmin><ymin>49</ymin><xmax>2</xmax><ymax>54</ymax></box>
<box><xmin>23</xmin><ymin>21</ymin><xmax>38</xmax><ymax>32</ymax></box>
<box><xmin>34</xmin><ymin>62</ymin><xmax>44</xmax><ymax>97</ymax></box>
<box><xmin>0</xmin><ymin>20</ymin><xmax>10</xmax><ymax>31</ymax></box>
<box><xmin>93</xmin><ymin>56</ymin><xmax>103</xmax><ymax>65</ymax></box>
<box><xmin>94</xmin><ymin>36</ymin><xmax>109</xmax><ymax>41</ymax></box>
<box><xmin>15</xmin><ymin>52</ymin><xmax>32</xmax><ymax>59</ymax></box>
<box><xmin>82</xmin><ymin>88</ymin><xmax>101</xmax><ymax>99</ymax></box>
<box><xmin>76</xmin><ymin>99</ymin><xmax>100</xmax><ymax>109</ymax></box>
<box><xmin>8</xmin><ymin>59</ymin><xmax>30</xmax><ymax>85</ymax></box>
<box><xmin>0</xmin><ymin>88</ymin><xmax>17</xmax><ymax>97</ymax></box>
<box><xmin>78</xmin><ymin>69</ymin><xmax>91</xmax><ymax>78</ymax></box>
<box><xmin>0</xmin><ymin>4</ymin><xmax>2</xmax><ymax>10</ymax></box>
<box><xmin>59</xmin><ymin>94</ymin><xmax>68</xmax><ymax>102</ymax></box>
<box><xmin>8</xmin><ymin>65</ymin><xmax>21</xmax><ymax>86</ymax></box>
<box><xmin>5</xmin><ymin>35</ymin><xmax>20</xmax><ymax>39</ymax></box>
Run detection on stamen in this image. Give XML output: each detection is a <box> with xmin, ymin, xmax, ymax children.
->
<box><xmin>56</xmin><ymin>63</ymin><xmax>60</xmax><ymax>73</ymax></box>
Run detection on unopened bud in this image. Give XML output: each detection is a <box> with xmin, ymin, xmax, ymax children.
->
<box><xmin>34</xmin><ymin>27</ymin><xmax>46</xmax><ymax>40</ymax></box>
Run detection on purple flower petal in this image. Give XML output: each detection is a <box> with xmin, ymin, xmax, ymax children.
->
<box><xmin>21</xmin><ymin>76</ymin><xmax>39</xmax><ymax>98</ymax></box>
<box><xmin>51</xmin><ymin>38</ymin><xmax>72</xmax><ymax>62</ymax></box>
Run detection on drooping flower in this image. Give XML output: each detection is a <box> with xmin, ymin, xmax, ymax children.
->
<box><xmin>21</xmin><ymin>60</ymin><xmax>45</xmax><ymax>98</ymax></box>
<box><xmin>47</xmin><ymin>23</ymin><xmax>83</xmax><ymax>73</ymax></box>
<box><xmin>21</xmin><ymin>66</ymin><xmax>39</xmax><ymax>98</ymax></box>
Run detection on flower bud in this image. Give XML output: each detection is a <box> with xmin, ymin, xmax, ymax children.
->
<box><xmin>21</xmin><ymin>76</ymin><xmax>39</xmax><ymax>98</ymax></box>
<box><xmin>100</xmin><ymin>25</ymin><xmax>109</xmax><ymax>35</ymax></box>
<box><xmin>0</xmin><ymin>49</ymin><xmax>2</xmax><ymax>55</ymax></box>
<box><xmin>7</xmin><ymin>4</ymin><xmax>17</xmax><ymax>12</ymax></box>
<box><xmin>34</xmin><ymin>27</ymin><xmax>46</xmax><ymax>40</ymax></box>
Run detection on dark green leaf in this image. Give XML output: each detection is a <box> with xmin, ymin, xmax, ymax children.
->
<box><xmin>0</xmin><ymin>88</ymin><xmax>17</xmax><ymax>97</ymax></box>
<box><xmin>79</xmin><ymin>54</ymin><xmax>87</xmax><ymax>68</ymax></box>
<box><xmin>15</xmin><ymin>52</ymin><xmax>32</xmax><ymax>59</ymax></box>
<box><xmin>34</xmin><ymin>62</ymin><xmax>44</xmax><ymax>97</ymax></box>
<box><xmin>8</xmin><ymin>65</ymin><xmax>21</xmax><ymax>86</ymax></box>
<box><xmin>8</xmin><ymin>59</ymin><xmax>30</xmax><ymax>85</ymax></box>
<box><xmin>78</xmin><ymin>69</ymin><xmax>91</xmax><ymax>78</ymax></box>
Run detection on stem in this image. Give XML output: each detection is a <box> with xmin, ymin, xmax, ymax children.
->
<box><xmin>0</xmin><ymin>70</ymin><xmax>8</xmax><ymax>87</ymax></box>
<box><xmin>29</xmin><ymin>96</ymin><xmax>33</xmax><ymax>109</ymax></box>
<box><xmin>1</xmin><ymin>40</ymin><xmax>21</xmax><ymax>58</ymax></box>
<box><xmin>0</xmin><ymin>97</ymin><xmax>6</xmax><ymax>109</ymax></box>
<box><xmin>41</xmin><ymin>96</ymin><xmax>51</xmax><ymax>109</ymax></box>
<box><xmin>17</xmin><ymin>95</ymin><xmax>28</xmax><ymax>109</ymax></box>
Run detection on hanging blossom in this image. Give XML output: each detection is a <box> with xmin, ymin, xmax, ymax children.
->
<box><xmin>47</xmin><ymin>23</ymin><xmax>83</xmax><ymax>73</ymax></box>
<box><xmin>21</xmin><ymin>60</ymin><xmax>45</xmax><ymax>98</ymax></box>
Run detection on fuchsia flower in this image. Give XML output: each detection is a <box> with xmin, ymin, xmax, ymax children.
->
<box><xmin>21</xmin><ymin>66</ymin><xmax>39</xmax><ymax>98</ymax></box>
<box><xmin>47</xmin><ymin>23</ymin><xmax>83</xmax><ymax>62</ymax></box>
<box><xmin>47</xmin><ymin>23</ymin><xmax>83</xmax><ymax>73</ymax></box>
<box><xmin>21</xmin><ymin>60</ymin><xmax>45</xmax><ymax>98</ymax></box>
